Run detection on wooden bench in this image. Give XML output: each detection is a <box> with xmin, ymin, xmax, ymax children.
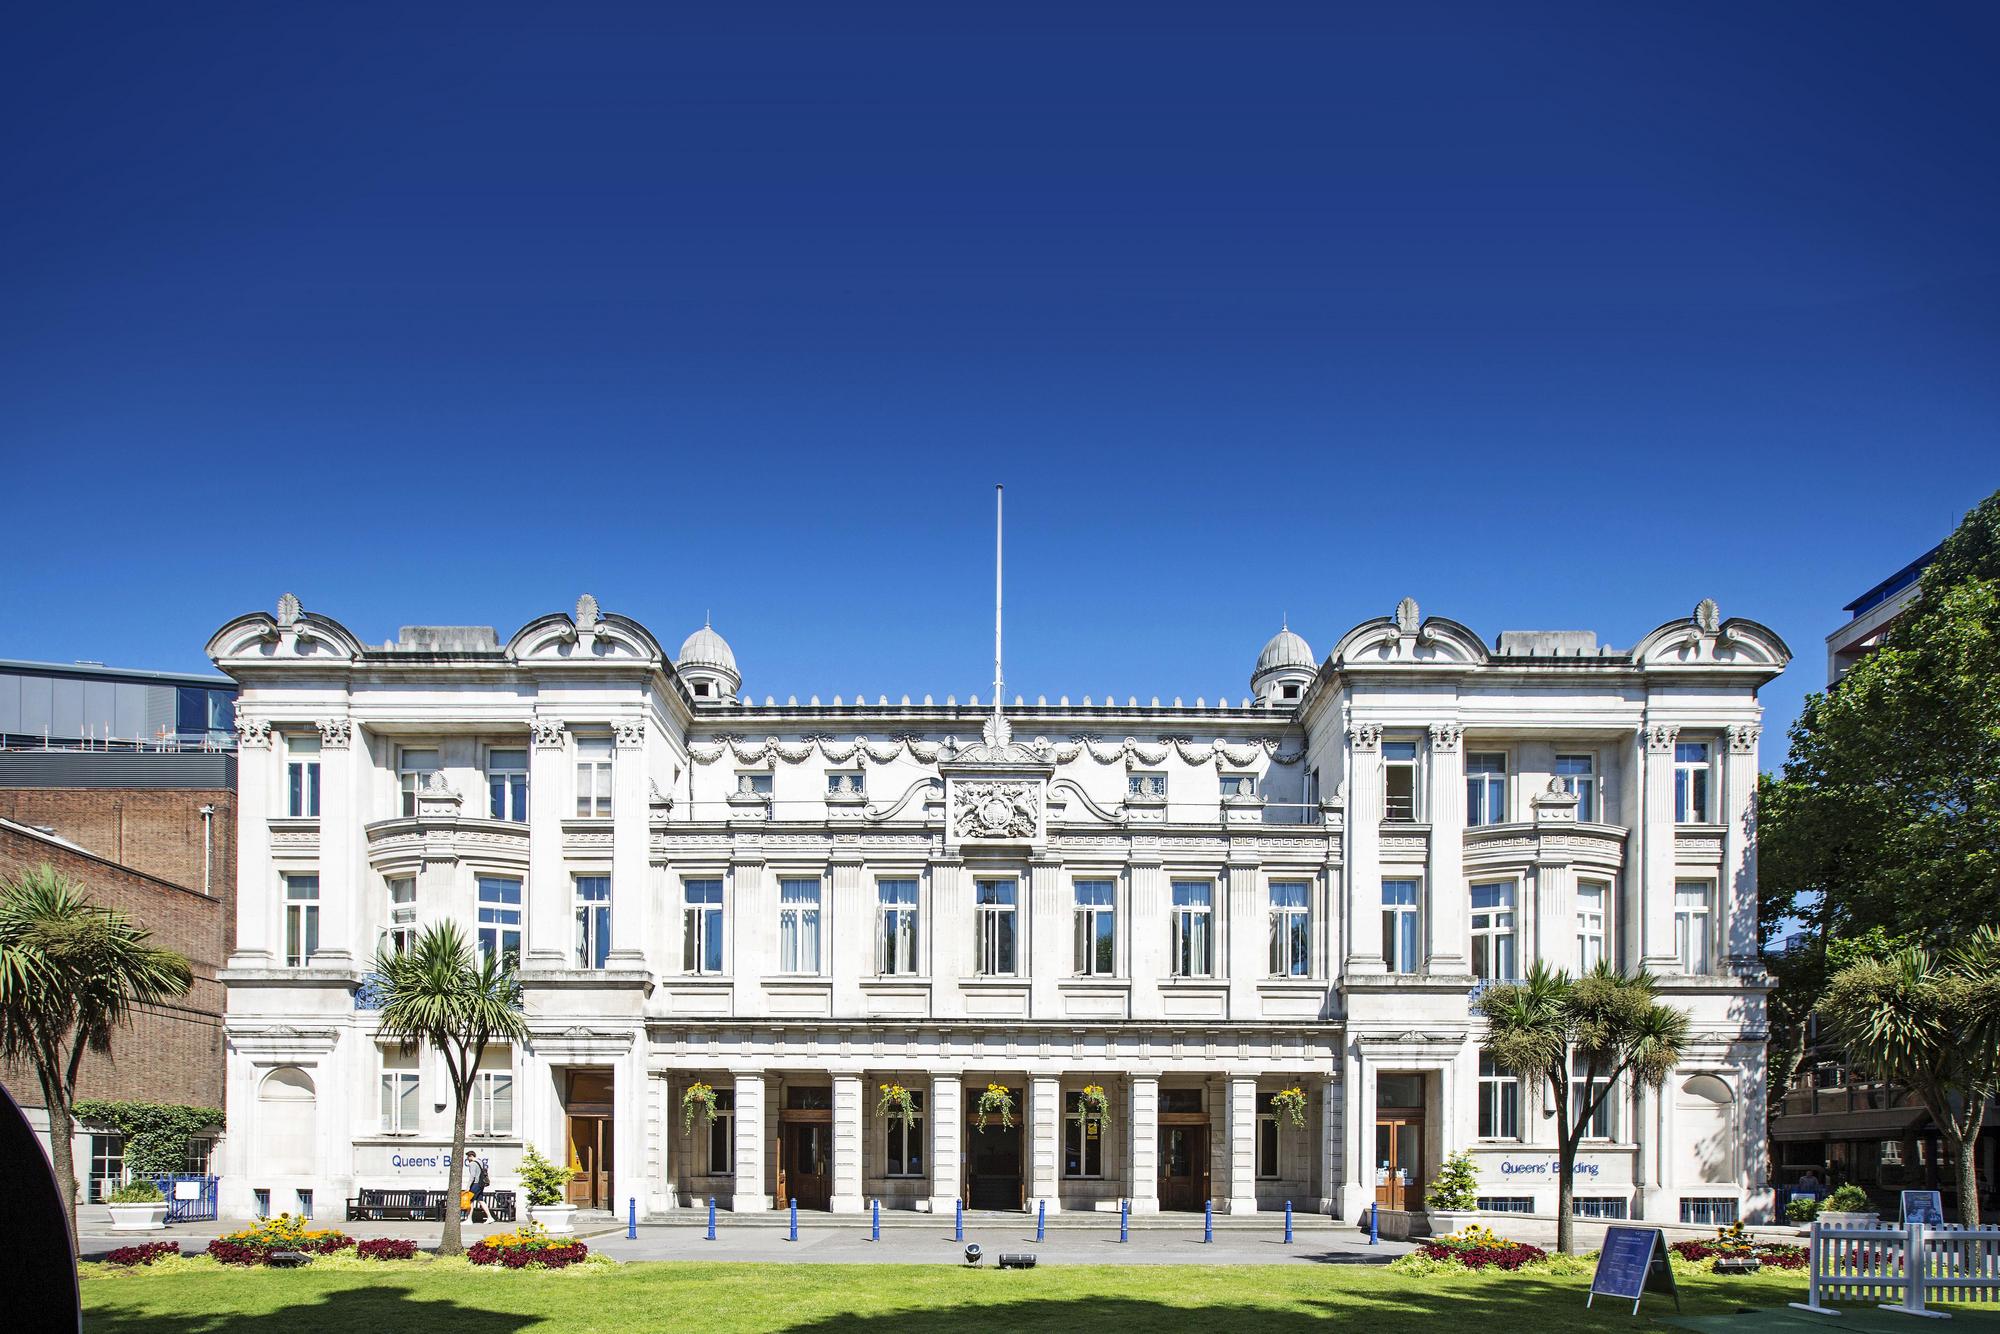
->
<box><xmin>345</xmin><ymin>1189</ymin><xmax>448</xmax><ymax>1221</ymax></box>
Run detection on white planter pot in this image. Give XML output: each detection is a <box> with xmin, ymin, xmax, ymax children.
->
<box><xmin>529</xmin><ymin>1203</ymin><xmax>578</xmax><ymax>1235</ymax></box>
<box><xmin>1428</xmin><ymin>1208</ymin><xmax>1478</xmax><ymax>1236</ymax></box>
<box><xmin>107</xmin><ymin>1202</ymin><xmax>169</xmax><ymax>1232</ymax></box>
<box><xmin>1818</xmin><ymin>1211</ymin><xmax>1882</xmax><ymax>1228</ymax></box>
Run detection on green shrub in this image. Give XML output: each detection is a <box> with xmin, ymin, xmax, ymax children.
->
<box><xmin>1785</xmin><ymin>1195</ymin><xmax>1821</xmax><ymax>1222</ymax></box>
<box><xmin>1424</xmin><ymin>1150</ymin><xmax>1480</xmax><ymax>1212</ymax></box>
<box><xmin>517</xmin><ymin>1143</ymin><xmax>575</xmax><ymax>1207</ymax></box>
<box><xmin>1824</xmin><ymin>1183</ymin><xmax>1872</xmax><ymax>1213</ymax></box>
<box><xmin>106</xmin><ymin>1179</ymin><xmax>165</xmax><ymax>1204</ymax></box>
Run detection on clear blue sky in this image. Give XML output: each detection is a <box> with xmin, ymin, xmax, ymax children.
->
<box><xmin>4</xmin><ymin>3</ymin><xmax>1996</xmax><ymax>763</ymax></box>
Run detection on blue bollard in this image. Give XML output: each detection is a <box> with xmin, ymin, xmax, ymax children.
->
<box><xmin>1120</xmin><ymin>1198</ymin><xmax>1129</xmax><ymax>1244</ymax></box>
<box><xmin>1036</xmin><ymin>1198</ymin><xmax>1046</xmax><ymax>1242</ymax></box>
<box><xmin>1368</xmin><ymin>1203</ymin><xmax>1379</xmax><ymax>1246</ymax></box>
<box><xmin>1284</xmin><ymin>1200</ymin><xmax>1293</xmax><ymax>1244</ymax></box>
<box><xmin>707</xmin><ymin>1196</ymin><xmax>717</xmax><ymax>1241</ymax></box>
<box><xmin>628</xmin><ymin>1196</ymin><xmax>637</xmax><ymax>1240</ymax></box>
<box><xmin>1204</xmin><ymin>1199</ymin><xmax>1214</xmax><ymax>1244</ymax></box>
<box><xmin>872</xmin><ymin>1197</ymin><xmax>881</xmax><ymax>1242</ymax></box>
<box><xmin>954</xmin><ymin>1198</ymin><xmax>964</xmax><ymax>1242</ymax></box>
<box><xmin>789</xmin><ymin>1197</ymin><xmax>798</xmax><ymax>1242</ymax></box>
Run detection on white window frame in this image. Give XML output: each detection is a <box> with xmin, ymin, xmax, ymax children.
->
<box><xmin>284</xmin><ymin>873</ymin><xmax>320</xmax><ymax>967</ymax></box>
<box><xmin>825</xmin><ymin>770</ymin><xmax>864</xmax><ymax>797</ymax></box>
<box><xmin>736</xmin><ymin>770</ymin><xmax>774</xmax><ymax>796</ymax></box>
<box><xmin>470</xmin><ymin>1069</ymin><xmax>514</xmax><ymax>1137</ymax></box>
<box><xmin>885</xmin><ymin>1090</ymin><xmax>925</xmax><ymax>1177</ymax></box>
<box><xmin>1268</xmin><ymin>880</ymin><xmax>1311</xmax><ymax>978</ymax></box>
<box><xmin>1382</xmin><ymin>878</ymin><xmax>1421</xmax><ymax>973</ymax></box>
<box><xmin>397</xmin><ymin>747</ymin><xmax>440</xmax><ymax>817</ymax></box>
<box><xmin>380</xmin><ymin>1067</ymin><xmax>420</xmax><ymax>1135</ymax></box>
<box><xmin>1063</xmin><ymin>1090</ymin><xmax>1105</xmax><ymax>1179</ymax></box>
<box><xmin>704</xmin><ymin>1090</ymin><xmax>735</xmax><ymax>1175</ymax></box>
<box><xmin>575</xmin><ymin>738</ymin><xmax>613</xmax><ymax>818</ymax></box>
<box><xmin>1465</xmin><ymin>751</ymin><xmax>1508</xmax><ymax>827</ymax></box>
<box><xmin>1256</xmin><ymin>1095</ymin><xmax>1281</xmax><ymax>1178</ymax></box>
<box><xmin>1674</xmin><ymin>741</ymin><xmax>1712</xmax><ymax>823</ymax></box>
<box><xmin>1470</xmin><ymin>880</ymin><xmax>1517</xmax><ymax>981</ymax></box>
<box><xmin>476</xmin><ymin>876</ymin><xmax>523</xmax><ymax>967</ymax></box>
<box><xmin>1674</xmin><ymin>880</ymin><xmax>1714</xmax><ymax>975</ymax></box>
<box><xmin>1072</xmin><ymin>879</ymin><xmax>1116</xmax><ymax>977</ymax></box>
<box><xmin>386</xmin><ymin>875</ymin><xmax>417</xmax><ymax>956</ymax></box>
<box><xmin>1575</xmin><ymin>879</ymin><xmax>1608</xmax><ymax>972</ymax></box>
<box><xmin>1556</xmin><ymin>753</ymin><xmax>1597</xmax><ymax>822</ymax></box>
<box><xmin>1478</xmin><ymin>1053</ymin><xmax>1521</xmax><ymax>1140</ymax></box>
<box><xmin>1218</xmin><ymin>772</ymin><xmax>1257</xmax><ymax>798</ymax></box>
<box><xmin>778</xmin><ymin>877</ymin><xmax>823</xmax><ymax>975</ymax></box>
<box><xmin>573</xmin><ymin>875</ymin><xmax>611</xmax><ymax>969</ymax></box>
<box><xmin>974</xmin><ymin>879</ymin><xmax>1018</xmax><ymax>976</ymax></box>
<box><xmin>1571</xmin><ymin>1056</ymin><xmax>1620</xmax><ymax>1141</ymax></box>
<box><xmin>286</xmin><ymin>734</ymin><xmax>321</xmax><ymax>818</ymax></box>
<box><xmin>1383</xmin><ymin>740</ymin><xmax>1420</xmax><ymax>821</ymax></box>
<box><xmin>683</xmin><ymin>879</ymin><xmax>724</xmax><ymax>975</ymax></box>
<box><xmin>1127</xmin><ymin>771</ymin><xmax>1166</xmax><ymax>797</ymax></box>
<box><xmin>876</xmin><ymin>878</ymin><xmax>919</xmax><ymax>976</ymax></box>
<box><xmin>1169</xmin><ymin>880</ymin><xmax>1214</xmax><ymax>978</ymax></box>
<box><xmin>487</xmin><ymin>747</ymin><xmax>528</xmax><ymax>822</ymax></box>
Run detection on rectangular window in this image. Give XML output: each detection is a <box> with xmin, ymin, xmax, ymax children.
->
<box><xmin>1674</xmin><ymin>881</ymin><xmax>1713</xmax><ymax>974</ymax></box>
<box><xmin>1465</xmin><ymin>752</ymin><xmax>1508</xmax><ymax>827</ymax></box>
<box><xmin>1574</xmin><ymin>1197</ymin><xmax>1630</xmax><ymax>1219</ymax></box>
<box><xmin>1383</xmin><ymin>741</ymin><xmax>1419</xmax><ymax>821</ymax></box>
<box><xmin>705</xmin><ymin>1091</ymin><xmax>735</xmax><ymax>1175</ymax></box>
<box><xmin>1478</xmin><ymin>1196</ymin><xmax>1535</xmax><ymax>1214</ymax></box>
<box><xmin>1169</xmin><ymin>880</ymin><xmax>1213</xmax><ymax>977</ymax></box>
<box><xmin>886</xmin><ymin>1091</ymin><xmax>925</xmax><ymax>1176</ymax></box>
<box><xmin>1556</xmin><ymin>754</ymin><xmax>1596</xmax><ymax>822</ymax></box>
<box><xmin>877</xmin><ymin>879</ymin><xmax>919</xmax><ymax>975</ymax></box>
<box><xmin>1218</xmin><ymin>773</ymin><xmax>1256</xmax><ymax>798</ymax></box>
<box><xmin>975</xmin><ymin>880</ymin><xmax>1018</xmax><ymax>976</ymax></box>
<box><xmin>1127</xmin><ymin>772</ymin><xmax>1166</xmax><ymax>797</ymax></box>
<box><xmin>736</xmin><ymin>771</ymin><xmax>774</xmax><ymax>796</ymax></box>
<box><xmin>1680</xmin><ymin>1197</ymin><xmax>1739</xmax><ymax>1226</ymax></box>
<box><xmin>683</xmin><ymin>880</ymin><xmax>724</xmax><ymax>974</ymax></box>
<box><xmin>1576</xmin><ymin>881</ymin><xmax>1608</xmax><ymax>972</ymax></box>
<box><xmin>1268</xmin><ymin>881</ymin><xmax>1311</xmax><ymax>977</ymax></box>
<box><xmin>287</xmin><ymin>734</ymin><xmax>321</xmax><ymax>818</ymax></box>
<box><xmin>1470</xmin><ymin>882</ymin><xmax>1517</xmax><ymax>981</ymax></box>
<box><xmin>476</xmin><ymin>876</ymin><xmax>522</xmax><ymax>967</ymax></box>
<box><xmin>779</xmin><ymin>878</ymin><xmax>823</xmax><ymax>974</ymax></box>
<box><xmin>1072</xmin><ymin>880</ymin><xmax>1116</xmax><ymax>976</ymax></box>
<box><xmin>1571</xmin><ymin>1056</ymin><xmax>1617</xmax><ymax>1140</ymax></box>
<box><xmin>88</xmin><ymin>1134</ymin><xmax>124</xmax><ymax>1202</ymax></box>
<box><xmin>387</xmin><ymin>876</ymin><xmax>417</xmax><ymax>956</ymax></box>
<box><xmin>575</xmin><ymin>738</ymin><xmax>613</xmax><ymax>817</ymax></box>
<box><xmin>825</xmin><ymin>771</ymin><xmax>864</xmax><ymax>797</ymax></box>
<box><xmin>471</xmin><ymin>1071</ymin><xmax>514</xmax><ymax>1137</ymax></box>
<box><xmin>1257</xmin><ymin>1094</ymin><xmax>1280</xmax><ymax>1178</ymax></box>
<box><xmin>398</xmin><ymin>747</ymin><xmax>439</xmax><ymax>817</ymax></box>
<box><xmin>1382</xmin><ymin>879</ymin><xmax>1420</xmax><ymax>973</ymax></box>
<box><xmin>1674</xmin><ymin>741</ymin><xmax>1711</xmax><ymax>823</ymax></box>
<box><xmin>487</xmin><ymin>748</ymin><xmax>528</xmax><ymax>822</ymax></box>
<box><xmin>1479</xmin><ymin>1053</ymin><xmax>1520</xmax><ymax>1139</ymax></box>
<box><xmin>284</xmin><ymin>873</ymin><xmax>320</xmax><ymax>967</ymax></box>
<box><xmin>573</xmin><ymin>876</ymin><xmax>611</xmax><ymax>969</ymax></box>
<box><xmin>380</xmin><ymin>1069</ymin><xmax>420</xmax><ymax>1134</ymax></box>
<box><xmin>1063</xmin><ymin>1092</ymin><xmax>1104</xmax><ymax>1178</ymax></box>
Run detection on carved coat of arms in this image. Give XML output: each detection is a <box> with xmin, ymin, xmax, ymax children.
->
<box><xmin>952</xmin><ymin>781</ymin><xmax>1039</xmax><ymax>839</ymax></box>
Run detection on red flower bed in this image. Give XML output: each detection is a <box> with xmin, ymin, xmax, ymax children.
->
<box><xmin>466</xmin><ymin>1231</ymin><xmax>590</xmax><ymax>1269</ymax></box>
<box><xmin>1671</xmin><ymin>1238</ymin><xmax>1808</xmax><ymax>1270</ymax></box>
<box><xmin>1417</xmin><ymin>1239</ymin><xmax>1549</xmax><ymax>1271</ymax></box>
<box><xmin>104</xmin><ymin>1241</ymin><xmax>180</xmax><ymax>1267</ymax></box>
<box><xmin>356</xmin><ymin>1238</ymin><xmax>420</xmax><ymax>1261</ymax></box>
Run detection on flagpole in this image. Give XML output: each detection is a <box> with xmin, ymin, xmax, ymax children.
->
<box><xmin>994</xmin><ymin>484</ymin><xmax>1004</xmax><ymax>709</ymax></box>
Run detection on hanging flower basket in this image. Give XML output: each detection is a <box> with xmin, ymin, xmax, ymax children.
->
<box><xmin>876</xmin><ymin>1082</ymin><xmax>917</xmax><ymax>1127</ymax></box>
<box><xmin>1071</xmin><ymin>1083</ymin><xmax>1111</xmax><ymax>1132</ymax></box>
<box><xmin>681</xmin><ymin>1081</ymin><xmax>719</xmax><ymax>1135</ymax></box>
<box><xmin>975</xmin><ymin>1082</ymin><xmax>1016</xmax><ymax>1133</ymax></box>
<box><xmin>1271</xmin><ymin>1086</ymin><xmax>1308</xmax><ymax>1128</ymax></box>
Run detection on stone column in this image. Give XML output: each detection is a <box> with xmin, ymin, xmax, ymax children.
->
<box><xmin>1318</xmin><ymin>1073</ymin><xmax>1342</xmax><ymax>1215</ymax></box>
<box><xmin>1127</xmin><ymin>855</ymin><xmax>1165</xmax><ymax>1016</ymax></box>
<box><xmin>313</xmin><ymin>718</ymin><xmax>356</xmax><ymax>967</ymax></box>
<box><xmin>1225</xmin><ymin>853</ymin><xmax>1262</xmax><ymax>1016</ymax></box>
<box><xmin>1028</xmin><ymin>1075</ymin><xmax>1061</xmax><ymax>1213</ymax></box>
<box><xmin>608</xmin><ymin>719</ymin><xmax>648</xmax><ymax>967</ymax></box>
<box><xmin>1028</xmin><ymin>857</ymin><xmax>1063</xmax><ymax>1019</ymax></box>
<box><xmin>1426</xmin><ymin>722</ymin><xmax>1468</xmax><ymax>972</ymax></box>
<box><xmin>1723</xmin><ymin>724</ymin><xmax>1762</xmax><ymax>968</ymax></box>
<box><xmin>1226</xmin><ymin>1076</ymin><xmax>1259</xmax><ymax>1213</ymax></box>
<box><xmin>1534</xmin><ymin>854</ymin><xmax>1574</xmax><ymax>971</ymax></box>
<box><xmin>928</xmin><ymin>1074</ymin><xmax>963</xmax><ymax>1213</ymax></box>
<box><xmin>527</xmin><ymin>720</ymin><xmax>568</xmax><ymax>966</ymax></box>
<box><xmin>1345</xmin><ymin>724</ymin><xmax>1386</xmax><ymax>972</ymax></box>
<box><xmin>1338</xmin><ymin>1042</ymin><xmax>1374</xmax><ymax>1223</ymax></box>
<box><xmin>731</xmin><ymin>1073</ymin><xmax>769</xmax><ymax>1211</ymax></box>
<box><xmin>930</xmin><ymin>858</ymin><xmax>966</xmax><ymax>1018</ymax></box>
<box><xmin>1639</xmin><ymin>724</ymin><xmax>1680</xmax><ymax>971</ymax></box>
<box><xmin>730</xmin><ymin>852</ymin><xmax>767</xmax><ymax>1017</ymax></box>
<box><xmin>830</xmin><ymin>851</ymin><xmax>863</xmax><ymax>1014</ymax></box>
<box><xmin>831</xmin><ymin>1073</ymin><xmax>864</xmax><ymax>1213</ymax></box>
<box><xmin>1128</xmin><ymin>1075</ymin><xmax>1160</xmax><ymax>1212</ymax></box>
<box><xmin>230</xmin><ymin>712</ymin><xmax>275</xmax><ymax>965</ymax></box>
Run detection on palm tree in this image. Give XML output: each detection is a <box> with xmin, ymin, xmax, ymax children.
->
<box><xmin>370</xmin><ymin>922</ymin><xmax>526</xmax><ymax>1256</ymax></box>
<box><xmin>1477</xmin><ymin>962</ymin><xmax>1689</xmax><ymax>1254</ymax></box>
<box><xmin>1816</xmin><ymin>926</ymin><xmax>2000</xmax><ymax>1226</ymax></box>
<box><xmin>0</xmin><ymin>864</ymin><xmax>193</xmax><ymax>1253</ymax></box>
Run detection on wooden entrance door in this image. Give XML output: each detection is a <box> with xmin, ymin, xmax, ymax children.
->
<box><xmin>780</xmin><ymin>1123</ymin><xmax>832</xmax><ymax>1211</ymax></box>
<box><xmin>564</xmin><ymin>1069</ymin><xmax>614</xmax><ymax>1209</ymax></box>
<box><xmin>1374</xmin><ymin>1116</ymin><xmax>1423</xmax><ymax>1211</ymax></box>
<box><xmin>965</xmin><ymin>1106</ymin><xmax>1023</xmax><ymax>1210</ymax></box>
<box><xmin>1158</xmin><ymin>1123</ymin><xmax>1209</xmax><ymax>1212</ymax></box>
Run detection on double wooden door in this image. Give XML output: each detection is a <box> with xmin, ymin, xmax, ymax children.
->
<box><xmin>779</xmin><ymin>1120</ymin><xmax>832</xmax><ymax>1211</ymax></box>
<box><xmin>1374</xmin><ymin>1116</ymin><xmax>1423</xmax><ymax>1211</ymax></box>
<box><xmin>1158</xmin><ymin>1123</ymin><xmax>1209</xmax><ymax>1212</ymax></box>
<box><xmin>566</xmin><ymin>1115</ymin><xmax>613</xmax><ymax>1208</ymax></box>
<box><xmin>965</xmin><ymin>1114</ymin><xmax>1023</xmax><ymax>1210</ymax></box>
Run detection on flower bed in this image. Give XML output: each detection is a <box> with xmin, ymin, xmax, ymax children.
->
<box><xmin>467</xmin><ymin>1226</ymin><xmax>590</xmax><ymax>1269</ymax></box>
<box><xmin>104</xmin><ymin>1241</ymin><xmax>180</xmax><ymax>1267</ymax></box>
<box><xmin>1671</xmin><ymin>1238</ymin><xmax>1807</xmax><ymax>1269</ymax></box>
<box><xmin>355</xmin><ymin>1238</ymin><xmax>420</xmax><ymax>1261</ymax></box>
<box><xmin>1416</xmin><ymin>1224</ymin><xmax>1549</xmax><ymax>1271</ymax></box>
<box><xmin>206</xmin><ymin>1214</ymin><xmax>355</xmax><ymax>1266</ymax></box>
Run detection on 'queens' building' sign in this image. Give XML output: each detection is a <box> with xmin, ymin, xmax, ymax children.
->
<box><xmin>1499</xmin><ymin>1159</ymin><xmax>1603</xmax><ymax>1177</ymax></box>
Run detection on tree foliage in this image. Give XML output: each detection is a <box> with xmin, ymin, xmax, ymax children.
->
<box><xmin>71</xmin><ymin>1099</ymin><xmax>224</xmax><ymax>1178</ymax></box>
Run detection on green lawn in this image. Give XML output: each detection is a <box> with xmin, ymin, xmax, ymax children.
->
<box><xmin>75</xmin><ymin>1258</ymin><xmax>1930</xmax><ymax>1333</ymax></box>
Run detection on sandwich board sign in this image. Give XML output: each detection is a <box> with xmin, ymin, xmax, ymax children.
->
<box><xmin>1587</xmin><ymin>1226</ymin><xmax>1679</xmax><ymax>1315</ymax></box>
<box><xmin>1901</xmin><ymin>1190</ymin><xmax>1945</xmax><ymax>1227</ymax></box>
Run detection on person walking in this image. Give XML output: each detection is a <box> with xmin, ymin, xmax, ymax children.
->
<box><xmin>464</xmin><ymin>1150</ymin><xmax>490</xmax><ymax>1223</ymax></box>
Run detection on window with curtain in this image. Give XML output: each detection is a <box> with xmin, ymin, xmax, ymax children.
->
<box><xmin>779</xmin><ymin>878</ymin><xmax>823</xmax><ymax>974</ymax></box>
<box><xmin>877</xmin><ymin>879</ymin><xmax>919</xmax><ymax>975</ymax></box>
<box><xmin>1072</xmin><ymin>880</ymin><xmax>1115</xmax><ymax>976</ymax></box>
<box><xmin>574</xmin><ymin>876</ymin><xmax>611</xmax><ymax>968</ymax></box>
<box><xmin>1268</xmin><ymin>881</ymin><xmax>1310</xmax><ymax>977</ymax></box>
<box><xmin>1381</xmin><ymin>879</ymin><xmax>1420</xmax><ymax>973</ymax></box>
<box><xmin>1169</xmin><ymin>881</ymin><xmax>1213</xmax><ymax>977</ymax></box>
<box><xmin>975</xmin><ymin>880</ymin><xmax>1018</xmax><ymax>975</ymax></box>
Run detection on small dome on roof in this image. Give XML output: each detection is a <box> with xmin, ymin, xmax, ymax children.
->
<box><xmin>1253</xmin><ymin>623</ymin><xmax>1316</xmax><ymax>678</ymax></box>
<box><xmin>676</xmin><ymin>621</ymin><xmax>738</xmax><ymax>675</ymax></box>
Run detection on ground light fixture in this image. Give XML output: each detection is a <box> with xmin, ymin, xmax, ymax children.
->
<box><xmin>998</xmin><ymin>1253</ymin><xmax>1038</xmax><ymax>1269</ymax></box>
<box><xmin>963</xmin><ymin>1243</ymin><xmax>982</xmax><ymax>1265</ymax></box>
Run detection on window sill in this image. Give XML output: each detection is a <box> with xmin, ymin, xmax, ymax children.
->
<box><xmin>673</xmin><ymin>975</ymin><xmax>733</xmax><ymax>987</ymax></box>
<box><xmin>960</xmin><ymin>976</ymin><xmax>1028</xmax><ymax>988</ymax></box>
<box><xmin>1059</xmin><ymin>976</ymin><xmax>1129</xmax><ymax>988</ymax></box>
<box><xmin>762</xmin><ymin>975</ymin><xmax>831</xmax><ymax>987</ymax></box>
<box><xmin>1257</xmin><ymin>977</ymin><xmax>1324</xmax><ymax>989</ymax></box>
<box><xmin>861</xmin><ymin>976</ymin><xmax>931</xmax><ymax>987</ymax></box>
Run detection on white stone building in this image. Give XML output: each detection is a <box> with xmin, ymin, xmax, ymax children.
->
<box><xmin>207</xmin><ymin>592</ymin><xmax>1787</xmax><ymax>1226</ymax></box>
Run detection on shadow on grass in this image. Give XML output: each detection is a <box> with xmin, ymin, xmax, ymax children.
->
<box><xmin>84</xmin><ymin>1283</ymin><xmax>539</xmax><ymax>1334</ymax></box>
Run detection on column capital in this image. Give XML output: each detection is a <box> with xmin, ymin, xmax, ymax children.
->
<box><xmin>1642</xmin><ymin>722</ymin><xmax>1679</xmax><ymax>754</ymax></box>
<box><xmin>1727</xmin><ymin>723</ymin><xmax>1762</xmax><ymax>755</ymax></box>
<box><xmin>614</xmin><ymin>717</ymin><xmax>647</xmax><ymax>748</ymax></box>
<box><xmin>532</xmin><ymin>717</ymin><xmax>567</xmax><ymax>748</ymax></box>
<box><xmin>316</xmin><ymin>717</ymin><xmax>352</xmax><ymax>749</ymax></box>
<box><xmin>1347</xmin><ymin>722</ymin><xmax>1382</xmax><ymax>753</ymax></box>
<box><xmin>235</xmin><ymin>715</ymin><xmax>272</xmax><ymax>748</ymax></box>
<box><xmin>1427</xmin><ymin>721</ymin><xmax>1461</xmax><ymax>753</ymax></box>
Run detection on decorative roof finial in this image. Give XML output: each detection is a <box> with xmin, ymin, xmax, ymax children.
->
<box><xmin>1694</xmin><ymin>598</ymin><xmax>1720</xmax><ymax>635</ymax></box>
<box><xmin>1395</xmin><ymin>596</ymin><xmax>1420</xmax><ymax>636</ymax></box>
<box><xmin>276</xmin><ymin>592</ymin><xmax>301</xmax><ymax>628</ymax></box>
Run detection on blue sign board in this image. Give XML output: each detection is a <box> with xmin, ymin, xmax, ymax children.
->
<box><xmin>1588</xmin><ymin>1226</ymin><xmax>1679</xmax><ymax>1315</ymax></box>
<box><xmin>1901</xmin><ymin>1190</ymin><xmax>1945</xmax><ymax>1227</ymax></box>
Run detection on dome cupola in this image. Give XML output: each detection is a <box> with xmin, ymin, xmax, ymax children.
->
<box><xmin>1251</xmin><ymin>621</ymin><xmax>1316</xmax><ymax>707</ymax></box>
<box><xmin>676</xmin><ymin>619</ymin><xmax>741</xmax><ymax>702</ymax></box>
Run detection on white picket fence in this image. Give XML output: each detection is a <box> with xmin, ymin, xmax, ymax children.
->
<box><xmin>1791</xmin><ymin>1219</ymin><xmax>2000</xmax><ymax>1319</ymax></box>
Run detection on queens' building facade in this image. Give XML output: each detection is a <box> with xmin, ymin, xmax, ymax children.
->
<box><xmin>207</xmin><ymin>592</ymin><xmax>1786</xmax><ymax>1226</ymax></box>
